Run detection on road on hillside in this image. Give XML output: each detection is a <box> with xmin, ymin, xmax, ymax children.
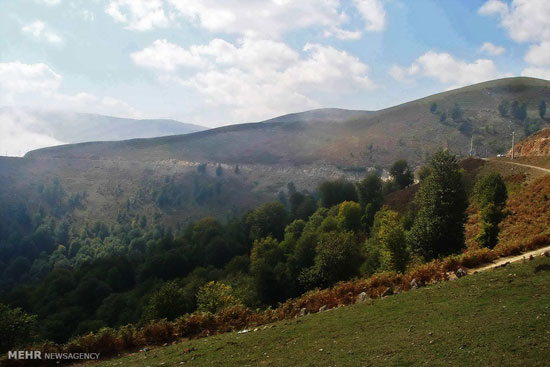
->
<box><xmin>483</xmin><ymin>158</ymin><xmax>550</xmax><ymax>174</ymax></box>
<box><xmin>469</xmin><ymin>245</ymin><xmax>550</xmax><ymax>274</ymax></box>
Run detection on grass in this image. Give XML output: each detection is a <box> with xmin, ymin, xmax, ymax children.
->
<box><xmin>87</xmin><ymin>256</ymin><xmax>550</xmax><ymax>367</ymax></box>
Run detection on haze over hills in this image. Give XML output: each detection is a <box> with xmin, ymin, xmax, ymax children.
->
<box><xmin>2</xmin><ymin>77</ymin><xmax>549</xmax><ymax>228</ymax></box>
<box><xmin>0</xmin><ymin>108</ymin><xmax>207</xmax><ymax>156</ymax></box>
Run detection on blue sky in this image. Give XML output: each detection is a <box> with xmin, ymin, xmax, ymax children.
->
<box><xmin>1</xmin><ymin>0</ymin><xmax>549</xmax><ymax>127</ymax></box>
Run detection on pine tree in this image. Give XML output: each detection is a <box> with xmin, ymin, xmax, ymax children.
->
<box><xmin>408</xmin><ymin>151</ymin><xmax>467</xmax><ymax>260</ymax></box>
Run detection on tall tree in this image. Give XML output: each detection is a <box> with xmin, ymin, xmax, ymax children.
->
<box><xmin>539</xmin><ymin>100</ymin><xmax>547</xmax><ymax>119</ymax></box>
<box><xmin>473</xmin><ymin>173</ymin><xmax>507</xmax><ymax>248</ymax></box>
<box><xmin>408</xmin><ymin>151</ymin><xmax>467</xmax><ymax>260</ymax></box>
<box><xmin>318</xmin><ymin>179</ymin><xmax>357</xmax><ymax>208</ymax></box>
<box><xmin>389</xmin><ymin>160</ymin><xmax>414</xmax><ymax>189</ymax></box>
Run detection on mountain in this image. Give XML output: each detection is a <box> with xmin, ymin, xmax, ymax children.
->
<box><xmin>2</xmin><ymin>77</ymin><xmax>550</xmax><ymax>227</ymax></box>
<box><xmin>0</xmin><ymin>108</ymin><xmax>207</xmax><ymax>156</ymax></box>
<box><xmin>262</xmin><ymin>108</ymin><xmax>374</xmax><ymax>124</ymax></box>
<box><xmin>27</xmin><ymin>77</ymin><xmax>550</xmax><ymax>167</ymax></box>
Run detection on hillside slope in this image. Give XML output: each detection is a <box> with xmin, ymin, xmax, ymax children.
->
<box><xmin>508</xmin><ymin>127</ymin><xmax>550</xmax><ymax>157</ymax></box>
<box><xmin>0</xmin><ymin>108</ymin><xmax>207</xmax><ymax>156</ymax></box>
<box><xmin>2</xmin><ymin>77</ymin><xmax>549</xmax><ymax>227</ymax></box>
<box><xmin>86</xmin><ymin>257</ymin><xmax>550</xmax><ymax>367</ymax></box>
<box><xmin>26</xmin><ymin>77</ymin><xmax>550</xmax><ymax>167</ymax></box>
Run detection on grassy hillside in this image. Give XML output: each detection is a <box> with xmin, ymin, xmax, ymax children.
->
<box><xmin>86</xmin><ymin>256</ymin><xmax>550</xmax><ymax>367</ymax></box>
<box><xmin>3</xmin><ymin>78</ymin><xmax>549</xmax><ymax>227</ymax></box>
<box><xmin>26</xmin><ymin>77</ymin><xmax>550</xmax><ymax>167</ymax></box>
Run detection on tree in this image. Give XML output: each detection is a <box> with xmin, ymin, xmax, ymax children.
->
<box><xmin>416</xmin><ymin>165</ymin><xmax>432</xmax><ymax>182</ymax></box>
<box><xmin>304</xmin><ymin>231</ymin><xmax>363</xmax><ymax>288</ymax></box>
<box><xmin>367</xmin><ymin>209</ymin><xmax>409</xmax><ymax>273</ymax></box>
<box><xmin>498</xmin><ymin>100</ymin><xmax>509</xmax><ymax>117</ymax></box>
<box><xmin>250</xmin><ymin>236</ymin><xmax>293</xmax><ymax>304</ymax></box>
<box><xmin>318</xmin><ymin>179</ymin><xmax>357</xmax><ymax>208</ymax></box>
<box><xmin>197</xmin><ymin>163</ymin><xmax>207</xmax><ymax>173</ymax></box>
<box><xmin>144</xmin><ymin>281</ymin><xmax>188</xmax><ymax>320</ymax></box>
<box><xmin>196</xmin><ymin>281</ymin><xmax>241</xmax><ymax>313</ymax></box>
<box><xmin>539</xmin><ymin>100</ymin><xmax>547</xmax><ymax>119</ymax></box>
<box><xmin>289</xmin><ymin>192</ymin><xmax>317</xmax><ymax>221</ymax></box>
<box><xmin>450</xmin><ymin>103</ymin><xmax>464</xmax><ymax>121</ymax></box>
<box><xmin>511</xmin><ymin>101</ymin><xmax>527</xmax><ymax>121</ymax></box>
<box><xmin>473</xmin><ymin>173</ymin><xmax>507</xmax><ymax>248</ymax></box>
<box><xmin>439</xmin><ymin>112</ymin><xmax>447</xmax><ymax>122</ymax></box>
<box><xmin>473</xmin><ymin>173</ymin><xmax>507</xmax><ymax>209</ymax></box>
<box><xmin>408</xmin><ymin>151</ymin><xmax>467</xmax><ymax>260</ymax></box>
<box><xmin>215</xmin><ymin>164</ymin><xmax>223</xmax><ymax>176</ymax></box>
<box><xmin>336</xmin><ymin>201</ymin><xmax>362</xmax><ymax>232</ymax></box>
<box><xmin>246</xmin><ymin>202</ymin><xmax>288</xmax><ymax>242</ymax></box>
<box><xmin>389</xmin><ymin>160</ymin><xmax>414</xmax><ymax>189</ymax></box>
<box><xmin>430</xmin><ymin>102</ymin><xmax>437</xmax><ymax>114</ymax></box>
<box><xmin>355</xmin><ymin>173</ymin><xmax>383</xmax><ymax>209</ymax></box>
<box><xmin>0</xmin><ymin>303</ymin><xmax>37</xmax><ymax>353</ymax></box>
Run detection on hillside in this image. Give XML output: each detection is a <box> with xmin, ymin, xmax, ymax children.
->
<box><xmin>263</xmin><ymin>107</ymin><xmax>374</xmax><ymax>124</ymax></box>
<box><xmin>85</xmin><ymin>257</ymin><xmax>550</xmax><ymax>367</ymax></box>
<box><xmin>2</xmin><ymin>77</ymin><xmax>549</xmax><ymax>228</ymax></box>
<box><xmin>0</xmin><ymin>108</ymin><xmax>206</xmax><ymax>156</ymax></box>
<box><xmin>26</xmin><ymin>77</ymin><xmax>550</xmax><ymax>167</ymax></box>
<box><xmin>508</xmin><ymin>127</ymin><xmax>550</xmax><ymax>158</ymax></box>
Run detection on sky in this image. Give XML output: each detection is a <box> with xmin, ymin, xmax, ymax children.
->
<box><xmin>1</xmin><ymin>0</ymin><xmax>550</xmax><ymax>130</ymax></box>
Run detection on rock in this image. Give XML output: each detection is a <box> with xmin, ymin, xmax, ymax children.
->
<box><xmin>318</xmin><ymin>305</ymin><xmax>327</xmax><ymax>312</ymax></box>
<box><xmin>381</xmin><ymin>287</ymin><xmax>393</xmax><ymax>297</ymax></box>
<box><xmin>455</xmin><ymin>268</ymin><xmax>467</xmax><ymax>278</ymax></box>
<box><xmin>143</xmin><ymin>347</ymin><xmax>150</xmax><ymax>352</ymax></box>
<box><xmin>544</xmin><ymin>250</ymin><xmax>550</xmax><ymax>257</ymax></box>
<box><xmin>357</xmin><ymin>292</ymin><xmax>369</xmax><ymax>303</ymax></box>
<box><xmin>410</xmin><ymin>279</ymin><xmax>419</xmax><ymax>289</ymax></box>
<box><xmin>299</xmin><ymin>307</ymin><xmax>308</xmax><ymax>316</ymax></box>
<box><xmin>394</xmin><ymin>286</ymin><xmax>402</xmax><ymax>294</ymax></box>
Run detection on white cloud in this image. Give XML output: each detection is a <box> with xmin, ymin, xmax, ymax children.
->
<box><xmin>36</xmin><ymin>0</ymin><xmax>61</xmax><ymax>5</ymax></box>
<box><xmin>390</xmin><ymin>51</ymin><xmax>508</xmax><ymax>88</ymax></box>
<box><xmin>479</xmin><ymin>0</ymin><xmax>550</xmax><ymax>43</ymax></box>
<box><xmin>133</xmin><ymin>38</ymin><xmax>375</xmax><ymax>122</ymax></box>
<box><xmin>105</xmin><ymin>0</ymin><xmax>374</xmax><ymax>39</ymax></box>
<box><xmin>0</xmin><ymin>62</ymin><xmax>61</xmax><ymax>97</ymax></box>
<box><xmin>324</xmin><ymin>27</ymin><xmax>362</xmax><ymax>40</ymax></box>
<box><xmin>479</xmin><ymin>1</ymin><xmax>550</xmax><ymax>79</ymax></box>
<box><xmin>22</xmin><ymin>20</ymin><xmax>63</xmax><ymax>44</ymax></box>
<box><xmin>353</xmin><ymin>0</ymin><xmax>386</xmax><ymax>32</ymax></box>
<box><xmin>167</xmin><ymin>0</ymin><xmax>347</xmax><ymax>38</ymax></box>
<box><xmin>479</xmin><ymin>42</ymin><xmax>505</xmax><ymax>56</ymax></box>
<box><xmin>0</xmin><ymin>62</ymin><xmax>141</xmax><ymax>118</ymax></box>
<box><xmin>105</xmin><ymin>0</ymin><xmax>171</xmax><ymax>31</ymax></box>
<box><xmin>0</xmin><ymin>109</ymin><xmax>66</xmax><ymax>157</ymax></box>
<box><xmin>131</xmin><ymin>39</ymin><xmax>204</xmax><ymax>71</ymax></box>
<box><xmin>524</xmin><ymin>41</ymin><xmax>550</xmax><ymax>67</ymax></box>
<box><xmin>521</xmin><ymin>67</ymin><xmax>550</xmax><ymax>80</ymax></box>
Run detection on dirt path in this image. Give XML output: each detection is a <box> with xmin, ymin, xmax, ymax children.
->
<box><xmin>468</xmin><ymin>245</ymin><xmax>550</xmax><ymax>274</ymax></box>
<box><xmin>483</xmin><ymin>158</ymin><xmax>550</xmax><ymax>173</ymax></box>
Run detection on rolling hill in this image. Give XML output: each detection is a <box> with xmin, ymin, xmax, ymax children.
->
<box><xmin>26</xmin><ymin>77</ymin><xmax>550</xmax><ymax>167</ymax></box>
<box><xmin>0</xmin><ymin>108</ymin><xmax>207</xmax><ymax>156</ymax></box>
<box><xmin>2</xmin><ymin>77</ymin><xmax>550</xmax><ymax>228</ymax></box>
<box><xmin>82</xmin><ymin>257</ymin><xmax>550</xmax><ymax>367</ymax></box>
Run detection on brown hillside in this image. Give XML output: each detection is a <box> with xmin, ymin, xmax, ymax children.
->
<box><xmin>508</xmin><ymin>127</ymin><xmax>550</xmax><ymax>157</ymax></box>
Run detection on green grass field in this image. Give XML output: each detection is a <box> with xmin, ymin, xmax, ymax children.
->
<box><xmin>89</xmin><ymin>256</ymin><xmax>550</xmax><ymax>367</ymax></box>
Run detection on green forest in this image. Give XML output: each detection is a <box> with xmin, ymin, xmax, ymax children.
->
<box><xmin>0</xmin><ymin>151</ymin><xmax>507</xmax><ymax>353</ymax></box>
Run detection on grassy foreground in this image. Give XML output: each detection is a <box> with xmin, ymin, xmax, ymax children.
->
<box><xmin>89</xmin><ymin>257</ymin><xmax>550</xmax><ymax>367</ymax></box>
